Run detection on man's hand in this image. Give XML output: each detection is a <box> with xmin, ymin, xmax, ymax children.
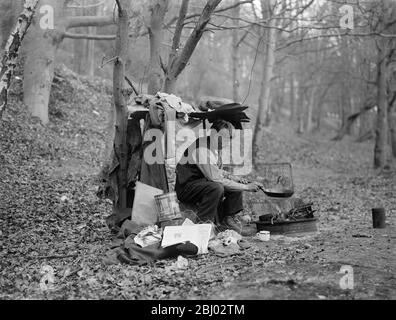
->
<box><xmin>245</xmin><ymin>182</ymin><xmax>262</xmax><ymax>192</ymax></box>
<box><xmin>238</xmin><ymin>177</ymin><xmax>249</xmax><ymax>184</ymax></box>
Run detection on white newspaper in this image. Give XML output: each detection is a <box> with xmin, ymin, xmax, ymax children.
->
<box><xmin>161</xmin><ymin>223</ymin><xmax>213</xmax><ymax>254</ymax></box>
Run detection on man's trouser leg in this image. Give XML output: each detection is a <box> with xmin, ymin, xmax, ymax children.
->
<box><xmin>221</xmin><ymin>190</ymin><xmax>244</xmax><ymax>220</ymax></box>
<box><xmin>176</xmin><ymin>179</ymin><xmax>224</xmax><ymax>223</ymax></box>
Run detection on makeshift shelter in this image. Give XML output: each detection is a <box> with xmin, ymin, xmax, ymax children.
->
<box><xmin>99</xmin><ymin>93</ymin><xmax>250</xmax><ymax>227</ymax></box>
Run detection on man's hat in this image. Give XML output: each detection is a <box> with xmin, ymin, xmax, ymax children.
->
<box><xmin>189</xmin><ymin>102</ymin><xmax>250</xmax><ymax>130</ymax></box>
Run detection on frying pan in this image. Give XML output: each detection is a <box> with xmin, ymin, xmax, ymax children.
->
<box><xmin>257</xmin><ymin>184</ymin><xmax>294</xmax><ymax>198</ymax></box>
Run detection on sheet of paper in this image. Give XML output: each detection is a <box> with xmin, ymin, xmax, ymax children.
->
<box><xmin>161</xmin><ymin>224</ymin><xmax>213</xmax><ymax>254</ymax></box>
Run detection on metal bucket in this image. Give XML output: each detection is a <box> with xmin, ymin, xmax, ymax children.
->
<box><xmin>154</xmin><ymin>192</ymin><xmax>182</xmax><ymax>222</ymax></box>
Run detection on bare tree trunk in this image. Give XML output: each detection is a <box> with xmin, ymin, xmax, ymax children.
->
<box><xmin>388</xmin><ymin>102</ymin><xmax>396</xmax><ymax>158</ymax></box>
<box><xmin>349</xmin><ymin>95</ymin><xmax>357</xmax><ymax>136</ymax></box>
<box><xmin>306</xmin><ymin>87</ymin><xmax>315</xmax><ymax>132</ymax></box>
<box><xmin>252</xmin><ymin>0</ymin><xmax>277</xmax><ymax>161</ymax></box>
<box><xmin>113</xmin><ymin>0</ymin><xmax>131</xmax><ymax>220</ymax></box>
<box><xmin>289</xmin><ymin>74</ymin><xmax>295</xmax><ymax>122</ymax></box>
<box><xmin>72</xmin><ymin>0</ymin><xmax>87</xmax><ymax>74</ymax></box>
<box><xmin>273</xmin><ymin>77</ymin><xmax>284</xmax><ymax>122</ymax></box>
<box><xmin>374</xmin><ymin>39</ymin><xmax>389</xmax><ymax>169</ymax></box>
<box><xmin>315</xmin><ymin>82</ymin><xmax>333</xmax><ymax>132</ymax></box>
<box><xmin>23</xmin><ymin>0</ymin><xmax>65</xmax><ymax>124</ymax></box>
<box><xmin>258</xmin><ymin>2</ymin><xmax>276</xmax><ymax>127</ymax></box>
<box><xmin>87</xmin><ymin>26</ymin><xmax>96</xmax><ymax>78</ymax></box>
<box><xmin>0</xmin><ymin>0</ymin><xmax>39</xmax><ymax>119</ymax></box>
<box><xmin>86</xmin><ymin>2</ymin><xmax>100</xmax><ymax>79</ymax></box>
<box><xmin>231</xmin><ymin>0</ymin><xmax>240</xmax><ymax>102</ymax></box>
<box><xmin>148</xmin><ymin>0</ymin><xmax>168</xmax><ymax>94</ymax></box>
<box><xmin>296</xmin><ymin>85</ymin><xmax>305</xmax><ymax>134</ymax></box>
<box><xmin>73</xmin><ymin>27</ymin><xmax>87</xmax><ymax>74</ymax></box>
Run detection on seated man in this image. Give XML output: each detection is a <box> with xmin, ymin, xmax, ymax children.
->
<box><xmin>175</xmin><ymin>120</ymin><xmax>262</xmax><ymax>233</ymax></box>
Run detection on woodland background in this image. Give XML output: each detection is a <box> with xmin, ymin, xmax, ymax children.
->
<box><xmin>1</xmin><ymin>0</ymin><xmax>396</xmax><ymax>169</ymax></box>
<box><xmin>0</xmin><ymin>0</ymin><xmax>395</xmax><ymax>300</ymax></box>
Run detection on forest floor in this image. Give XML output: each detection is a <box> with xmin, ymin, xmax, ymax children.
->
<box><xmin>0</xmin><ymin>65</ymin><xmax>395</xmax><ymax>300</ymax></box>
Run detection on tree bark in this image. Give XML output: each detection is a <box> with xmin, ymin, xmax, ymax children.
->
<box><xmin>87</xmin><ymin>25</ymin><xmax>96</xmax><ymax>78</ymax></box>
<box><xmin>113</xmin><ymin>0</ymin><xmax>131</xmax><ymax>219</ymax></box>
<box><xmin>86</xmin><ymin>2</ymin><xmax>99</xmax><ymax>78</ymax></box>
<box><xmin>231</xmin><ymin>0</ymin><xmax>240</xmax><ymax>102</ymax></box>
<box><xmin>253</xmin><ymin>0</ymin><xmax>277</xmax><ymax>157</ymax></box>
<box><xmin>73</xmin><ymin>27</ymin><xmax>87</xmax><ymax>74</ymax></box>
<box><xmin>148</xmin><ymin>0</ymin><xmax>168</xmax><ymax>94</ymax></box>
<box><xmin>315</xmin><ymin>80</ymin><xmax>334</xmax><ymax>132</ymax></box>
<box><xmin>306</xmin><ymin>87</ymin><xmax>315</xmax><ymax>132</ymax></box>
<box><xmin>296</xmin><ymin>85</ymin><xmax>305</xmax><ymax>134</ymax></box>
<box><xmin>72</xmin><ymin>0</ymin><xmax>87</xmax><ymax>74</ymax></box>
<box><xmin>388</xmin><ymin>101</ymin><xmax>396</xmax><ymax>159</ymax></box>
<box><xmin>374</xmin><ymin>38</ymin><xmax>389</xmax><ymax>169</ymax></box>
<box><xmin>0</xmin><ymin>0</ymin><xmax>39</xmax><ymax>119</ymax></box>
<box><xmin>289</xmin><ymin>74</ymin><xmax>295</xmax><ymax>122</ymax></box>
<box><xmin>22</xmin><ymin>0</ymin><xmax>65</xmax><ymax>124</ymax></box>
<box><xmin>22</xmin><ymin>0</ymin><xmax>116</xmax><ymax>123</ymax></box>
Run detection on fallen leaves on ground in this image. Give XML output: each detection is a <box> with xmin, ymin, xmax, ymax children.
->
<box><xmin>1</xmin><ymin>65</ymin><xmax>395</xmax><ymax>299</ymax></box>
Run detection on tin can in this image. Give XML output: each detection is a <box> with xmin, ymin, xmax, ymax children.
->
<box><xmin>372</xmin><ymin>208</ymin><xmax>386</xmax><ymax>229</ymax></box>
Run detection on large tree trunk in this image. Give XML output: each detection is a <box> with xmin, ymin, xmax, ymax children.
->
<box><xmin>231</xmin><ymin>0</ymin><xmax>240</xmax><ymax>102</ymax></box>
<box><xmin>258</xmin><ymin>7</ymin><xmax>276</xmax><ymax>127</ymax></box>
<box><xmin>374</xmin><ymin>38</ymin><xmax>389</xmax><ymax>169</ymax></box>
<box><xmin>147</xmin><ymin>0</ymin><xmax>168</xmax><ymax>94</ymax></box>
<box><xmin>340</xmin><ymin>83</ymin><xmax>352</xmax><ymax>135</ymax></box>
<box><xmin>72</xmin><ymin>0</ymin><xmax>87</xmax><ymax>74</ymax></box>
<box><xmin>289</xmin><ymin>74</ymin><xmax>295</xmax><ymax>122</ymax></box>
<box><xmin>113</xmin><ymin>0</ymin><xmax>131</xmax><ymax>220</ymax></box>
<box><xmin>306</xmin><ymin>87</ymin><xmax>315</xmax><ymax>132</ymax></box>
<box><xmin>296</xmin><ymin>85</ymin><xmax>305</xmax><ymax>134</ymax></box>
<box><xmin>315</xmin><ymin>80</ymin><xmax>334</xmax><ymax>132</ymax></box>
<box><xmin>273</xmin><ymin>77</ymin><xmax>284</xmax><ymax>122</ymax></box>
<box><xmin>22</xmin><ymin>0</ymin><xmax>65</xmax><ymax>124</ymax></box>
<box><xmin>0</xmin><ymin>0</ymin><xmax>39</xmax><ymax>119</ymax></box>
<box><xmin>87</xmin><ymin>26</ymin><xmax>96</xmax><ymax>78</ymax></box>
<box><xmin>73</xmin><ymin>27</ymin><xmax>87</xmax><ymax>74</ymax></box>
<box><xmin>86</xmin><ymin>2</ymin><xmax>100</xmax><ymax>79</ymax></box>
<box><xmin>252</xmin><ymin>0</ymin><xmax>277</xmax><ymax>164</ymax></box>
<box><xmin>388</xmin><ymin>100</ymin><xmax>396</xmax><ymax>159</ymax></box>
